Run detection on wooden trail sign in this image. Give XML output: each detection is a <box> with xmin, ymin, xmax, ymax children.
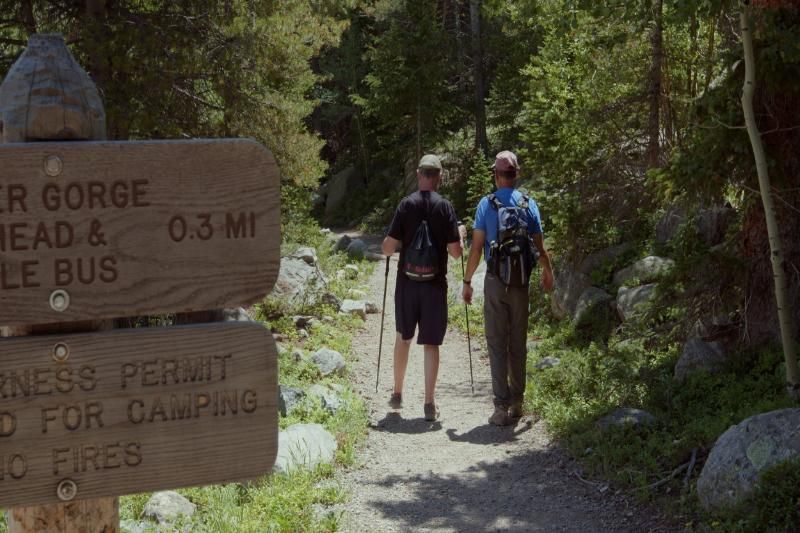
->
<box><xmin>0</xmin><ymin>321</ymin><xmax>277</xmax><ymax>508</ymax></box>
<box><xmin>0</xmin><ymin>138</ymin><xmax>280</xmax><ymax>326</ymax></box>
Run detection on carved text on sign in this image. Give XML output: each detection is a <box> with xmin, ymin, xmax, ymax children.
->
<box><xmin>0</xmin><ymin>139</ymin><xmax>280</xmax><ymax>326</ymax></box>
<box><xmin>0</xmin><ymin>322</ymin><xmax>278</xmax><ymax>508</ymax></box>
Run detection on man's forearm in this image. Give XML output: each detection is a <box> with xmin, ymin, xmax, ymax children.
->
<box><xmin>464</xmin><ymin>244</ymin><xmax>482</xmax><ymax>281</ymax></box>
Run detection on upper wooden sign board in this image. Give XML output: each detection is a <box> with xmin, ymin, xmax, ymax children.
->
<box><xmin>0</xmin><ymin>321</ymin><xmax>277</xmax><ymax>508</ymax></box>
<box><xmin>0</xmin><ymin>139</ymin><xmax>279</xmax><ymax>326</ymax></box>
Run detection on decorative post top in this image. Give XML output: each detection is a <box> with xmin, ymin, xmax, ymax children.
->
<box><xmin>0</xmin><ymin>33</ymin><xmax>106</xmax><ymax>143</ymax></box>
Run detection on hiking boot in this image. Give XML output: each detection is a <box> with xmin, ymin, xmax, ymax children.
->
<box><xmin>388</xmin><ymin>392</ymin><xmax>402</xmax><ymax>409</ymax></box>
<box><xmin>489</xmin><ymin>406</ymin><xmax>512</xmax><ymax>426</ymax></box>
<box><xmin>508</xmin><ymin>403</ymin><xmax>524</xmax><ymax>419</ymax></box>
<box><xmin>424</xmin><ymin>402</ymin><xmax>439</xmax><ymax>421</ymax></box>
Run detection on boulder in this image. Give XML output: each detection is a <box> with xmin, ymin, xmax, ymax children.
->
<box><xmin>346</xmin><ymin>240</ymin><xmax>367</xmax><ymax>260</ymax></box>
<box><xmin>674</xmin><ymin>339</ymin><xmax>728</xmax><ymax>383</ymax></box>
<box><xmin>321</xmin><ymin>292</ymin><xmax>342</xmax><ymax>310</ymax></box>
<box><xmin>142</xmin><ymin>491</ymin><xmax>196</xmax><ymax>524</ymax></box>
<box><xmin>612</xmin><ymin>256</ymin><xmax>674</xmax><ymax>287</ymax></box>
<box><xmin>279</xmin><ymin>385</ymin><xmax>305</xmax><ymax>417</ymax></box>
<box><xmin>597</xmin><ymin>408</ymin><xmax>656</xmax><ymax>430</ymax></box>
<box><xmin>290</xmin><ymin>247</ymin><xmax>318</xmax><ymax>266</ymax></box>
<box><xmin>551</xmin><ymin>266</ymin><xmax>591</xmax><ymax>320</ymax></box>
<box><xmin>365</xmin><ymin>244</ymin><xmax>386</xmax><ymax>262</ymax></box>
<box><xmin>311</xmin><ymin>348</ymin><xmax>346</xmax><ymax>376</ymax></box>
<box><xmin>616</xmin><ymin>284</ymin><xmax>657</xmax><ymax>321</ymax></box>
<box><xmin>308</xmin><ymin>384</ymin><xmax>343</xmax><ymax>414</ymax></box>
<box><xmin>222</xmin><ymin>307</ymin><xmax>255</xmax><ymax>322</ymax></box>
<box><xmin>274</xmin><ymin>423</ymin><xmax>338</xmax><ymax>474</ymax></box>
<box><xmin>534</xmin><ymin>357</ymin><xmax>561</xmax><ymax>370</ymax></box>
<box><xmin>324</xmin><ymin>166</ymin><xmax>360</xmax><ymax>217</ymax></box>
<box><xmin>655</xmin><ymin>204</ymin><xmax>687</xmax><ymax>245</ymax></box>
<box><xmin>271</xmin><ymin>257</ymin><xmax>327</xmax><ymax>308</ymax></box>
<box><xmin>697</xmin><ymin>408</ymin><xmax>800</xmax><ymax>511</ymax></box>
<box><xmin>333</xmin><ymin>234</ymin><xmax>352</xmax><ymax>253</ymax></box>
<box><xmin>120</xmin><ymin>519</ymin><xmax>153</xmax><ymax>533</ymax></box>
<box><xmin>578</xmin><ymin>243</ymin><xmax>633</xmax><ymax>277</ymax></box>
<box><xmin>690</xmin><ymin>314</ymin><xmax>735</xmax><ymax>341</ymax></box>
<box><xmin>347</xmin><ymin>289</ymin><xmax>368</xmax><ymax>299</ymax></box>
<box><xmin>574</xmin><ymin>287</ymin><xmax>613</xmax><ymax>327</ymax></box>
<box><xmin>343</xmin><ymin>264</ymin><xmax>360</xmax><ymax>279</ymax></box>
<box><xmin>697</xmin><ymin>205</ymin><xmax>735</xmax><ymax>246</ymax></box>
<box><xmin>340</xmin><ymin>300</ymin><xmax>367</xmax><ymax>320</ymax></box>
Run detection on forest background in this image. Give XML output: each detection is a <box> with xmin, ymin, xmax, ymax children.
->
<box><xmin>1</xmin><ymin>0</ymin><xmax>800</xmax><ymax>529</ymax></box>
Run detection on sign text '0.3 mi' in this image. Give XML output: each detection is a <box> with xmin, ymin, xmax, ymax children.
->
<box><xmin>0</xmin><ymin>139</ymin><xmax>280</xmax><ymax>326</ymax></box>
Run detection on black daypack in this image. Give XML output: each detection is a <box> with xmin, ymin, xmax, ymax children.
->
<box><xmin>403</xmin><ymin>196</ymin><xmax>439</xmax><ymax>282</ymax></box>
<box><xmin>487</xmin><ymin>193</ymin><xmax>537</xmax><ymax>287</ymax></box>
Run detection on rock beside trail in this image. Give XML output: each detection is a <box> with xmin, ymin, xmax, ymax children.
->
<box><xmin>279</xmin><ymin>385</ymin><xmax>305</xmax><ymax>417</ymax></box>
<box><xmin>308</xmin><ymin>384</ymin><xmax>343</xmax><ymax>414</ymax></box>
<box><xmin>334</xmin><ymin>234</ymin><xmax>352</xmax><ymax>252</ymax></box>
<box><xmin>340</xmin><ymin>299</ymin><xmax>367</xmax><ymax>320</ymax></box>
<box><xmin>597</xmin><ymin>408</ymin><xmax>656</xmax><ymax>430</ymax></box>
<box><xmin>272</xmin><ymin>257</ymin><xmax>327</xmax><ymax>308</ymax></box>
<box><xmin>274</xmin><ymin>423</ymin><xmax>338</xmax><ymax>474</ymax></box>
<box><xmin>613</xmin><ymin>256</ymin><xmax>674</xmax><ymax>287</ymax></box>
<box><xmin>674</xmin><ymin>339</ymin><xmax>728</xmax><ymax>382</ymax></box>
<box><xmin>616</xmin><ymin>284</ymin><xmax>657</xmax><ymax>321</ymax></box>
<box><xmin>574</xmin><ymin>287</ymin><xmax>613</xmax><ymax>327</ymax></box>
<box><xmin>578</xmin><ymin>243</ymin><xmax>633</xmax><ymax>277</ymax></box>
<box><xmin>142</xmin><ymin>491</ymin><xmax>196</xmax><ymax>524</ymax></box>
<box><xmin>534</xmin><ymin>357</ymin><xmax>561</xmax><ymax>370</ymax></box>
<box><xmin>346</xmin><ymin>239</ymin><xmax>367</xmax><ymax>260</ymax></box>
<box><xmin>291</xmin><ymin>246</ymin><xmax>318</xmax><ymax>265</ymax></box>
<box><xmin>697</xmin><ymin>408</ymin><xmax>800</xmax><ymax>511</ymax></box>
<box><xmin>222</xmin><ymin>307</ymin><xmax>255</xmax><ymax>322</ymax></box>
<box><xmin>551</xmin><ymin>267</ymin><xmax>591</xmax><ymax>320</ymax></box>
<box><xmin>311</xmin><ymin>348</ymin><xmax>346</xmax><ymax>376</ymax></box>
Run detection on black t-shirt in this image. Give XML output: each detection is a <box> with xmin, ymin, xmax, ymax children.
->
<box><xmin>388</xmin><ymin>190</ymin><xmax>460</xmax><ymax>286</ymax></box>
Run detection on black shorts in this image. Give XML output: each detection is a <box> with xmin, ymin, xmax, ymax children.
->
<box><xmin>395</xmin><ymin>280</ymin><xmax>448</xmax><ymax>346</ymax></box>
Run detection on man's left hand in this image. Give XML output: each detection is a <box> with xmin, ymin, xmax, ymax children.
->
<box><xmin>541</xmin><ymin>268</ymin><xmax>554</xmax><ymax>293</ymax></box>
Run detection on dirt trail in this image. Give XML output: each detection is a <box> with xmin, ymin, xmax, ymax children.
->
<box><xmin>338</xmin><ymin>243</ymin><xmax>676</xmax><ymax>532</ymax></box>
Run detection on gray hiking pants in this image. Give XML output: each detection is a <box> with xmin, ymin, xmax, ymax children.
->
<box><xmin>483</xmin><ymin>273</ymin><xmax>529</xmax><ymax>409</ymax></box>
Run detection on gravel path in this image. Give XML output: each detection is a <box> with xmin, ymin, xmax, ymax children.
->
<box><xmin>338</xmin><ymin>244</ymin><xmax>677</xmax><ymax>532</ymax></box>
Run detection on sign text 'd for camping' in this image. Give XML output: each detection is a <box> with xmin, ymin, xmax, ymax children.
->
<box><xmin>0</xmin><ymin>322</ymin><xmax>277</xmax><ymax>508</ymax></box>
<box><xmin>0</xmin><ymin>139</ymin><xmax>279</xmax><ymax>325</ymax></box>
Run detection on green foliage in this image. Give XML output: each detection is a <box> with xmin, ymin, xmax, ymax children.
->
<box><xmin>741</xmin><ymin>458</ymin><xmax>800</xmax><ymax>532</ymax></box>
<box><xmin>464</xmin><ymin>153</ymin><xmax>495</xmax><ymax>229</ymax></box>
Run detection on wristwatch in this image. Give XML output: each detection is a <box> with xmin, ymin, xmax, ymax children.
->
<box><xmin>463</xmin><ymin>279</ymin><xmax>471</xmax><ymax>285</ymax></box>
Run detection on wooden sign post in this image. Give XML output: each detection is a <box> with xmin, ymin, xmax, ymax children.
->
<box><xmin>0</xmin><ymin>34</ymin><xmax>280</xmax><ymax>531</ymax></box>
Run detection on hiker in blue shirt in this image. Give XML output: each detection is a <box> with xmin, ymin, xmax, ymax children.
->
<box><xmin>461</xmin><ymin>151</ymin><xmax>554</xmax><ymax>426</ymax></box>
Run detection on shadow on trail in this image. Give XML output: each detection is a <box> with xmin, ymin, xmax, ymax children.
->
<box><xmin>445</xmin><ymin>418</ymin><xmax>533</xmax><ymax>445</ymax></box>
<box><xmin>374</xmin><ymin>412</ymin><xmax>443</xmax><ymax>434</ymax></box>
<box><xmin>360</xmin><ymin>446</ymin><xmax>616</xmax><ymax>532</ymax></box>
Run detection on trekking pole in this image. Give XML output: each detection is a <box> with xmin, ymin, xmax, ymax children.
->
<box><xmin>459</xmin><ymin>226</ymin><xmax>475</xmax><ymax>394</ymax></box>
<box><xmin>376</xmin><ymin>255</ymin><xmax>390</xmax><ymax>393</ymax></box>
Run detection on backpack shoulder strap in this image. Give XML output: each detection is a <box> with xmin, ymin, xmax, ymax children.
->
<box><xmin>516</xmin><ymin>193</ymin><xmax>530</xmax><ymax>209</ymax></box>
<box><xmin>488</xmin><ymin>193</ymin><xmax>503</xmax><ymax>211</ymax></box>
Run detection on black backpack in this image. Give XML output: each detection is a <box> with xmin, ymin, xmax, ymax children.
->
<box><xmin>403</xmin><ymin>196</ymin><xmax>439</xmax><ymax>282</ymax></box>
<box><xmin>487</xmin><ymin>193</ymin><xmax>537</xmax><ymax>287</ymax></box>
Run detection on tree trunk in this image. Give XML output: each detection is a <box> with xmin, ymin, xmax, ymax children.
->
<box><xmin>20</xmin><ymin>0</ymin><xmax>36</xmax><ymax>34</ymax></box>
<box><xmin>470</xmin><ymin>0</ymin><xmax>487</xmax><ymax>155</ymax></box>
<box><xmin>646</xmin><ymin>0</ymin><xmax>663</xmax><ymax>168</ymax></box>
<box><xmin>740</xmin><ymin>8</ymin><xmax>800</xmax><ymax>396</ymax></box>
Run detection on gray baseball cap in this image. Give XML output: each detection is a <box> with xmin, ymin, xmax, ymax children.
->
<box><xmin>418</xmin><ymin>154</ymin><xmax>442</xmax><ymax>170</ymax></box>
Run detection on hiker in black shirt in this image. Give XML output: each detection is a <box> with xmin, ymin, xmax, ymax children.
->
<box><xmin>382</xmin><ymin>154</ymin><xmax>463</xmax><ymax>421</ymax></box>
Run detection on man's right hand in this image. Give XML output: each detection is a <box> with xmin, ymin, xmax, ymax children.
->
<box><xmin>462</xmin><ymin>283</ymin><xmax>474</xmax><ymax>305</ymax></box>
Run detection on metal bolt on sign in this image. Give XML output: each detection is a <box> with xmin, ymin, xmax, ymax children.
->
<box><xmin>56</xmin><ymin>479</ymin><xmax>77</xmax><ymax>502</ymax></box>
<box><xmin>52</xmin><ymin>342</ymin><xmax>69</xmax><ymax>363</ymax></box>
<box><xmin>49</xmin><ymin>290</ymin><xmax>70</xmax><ymax>312</ymax></box>
<box><xmin>44</xmin><ymin>155</ymin><xmax>63</xmax><ymax>176</ymax></box>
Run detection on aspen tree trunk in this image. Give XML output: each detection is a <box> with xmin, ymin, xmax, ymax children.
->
<box><xmin>646</xmin><ymin>0</ymin><xmax>663</xmax><ymax>168</ymax></box>
<box><xmin>740</xmin><ymin>7</ymin><xmax>800</xmax><ymax>397</ymax></box>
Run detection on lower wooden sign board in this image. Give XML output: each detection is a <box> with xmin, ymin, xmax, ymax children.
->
<box><xmin>0</xmin><ymin>321</ymin><xmax>277</xmax><ymax>508</ymax></box>
<box><xmin>0</xmin><ymin>139</ymin><xmax>280</xmax><ymax>326</ymax></box>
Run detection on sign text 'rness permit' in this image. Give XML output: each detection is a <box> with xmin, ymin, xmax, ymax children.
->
<box><xmin>0</xmin><ymin>321</ymin><xmax>277</xmax><ymax>508</ymax></box>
